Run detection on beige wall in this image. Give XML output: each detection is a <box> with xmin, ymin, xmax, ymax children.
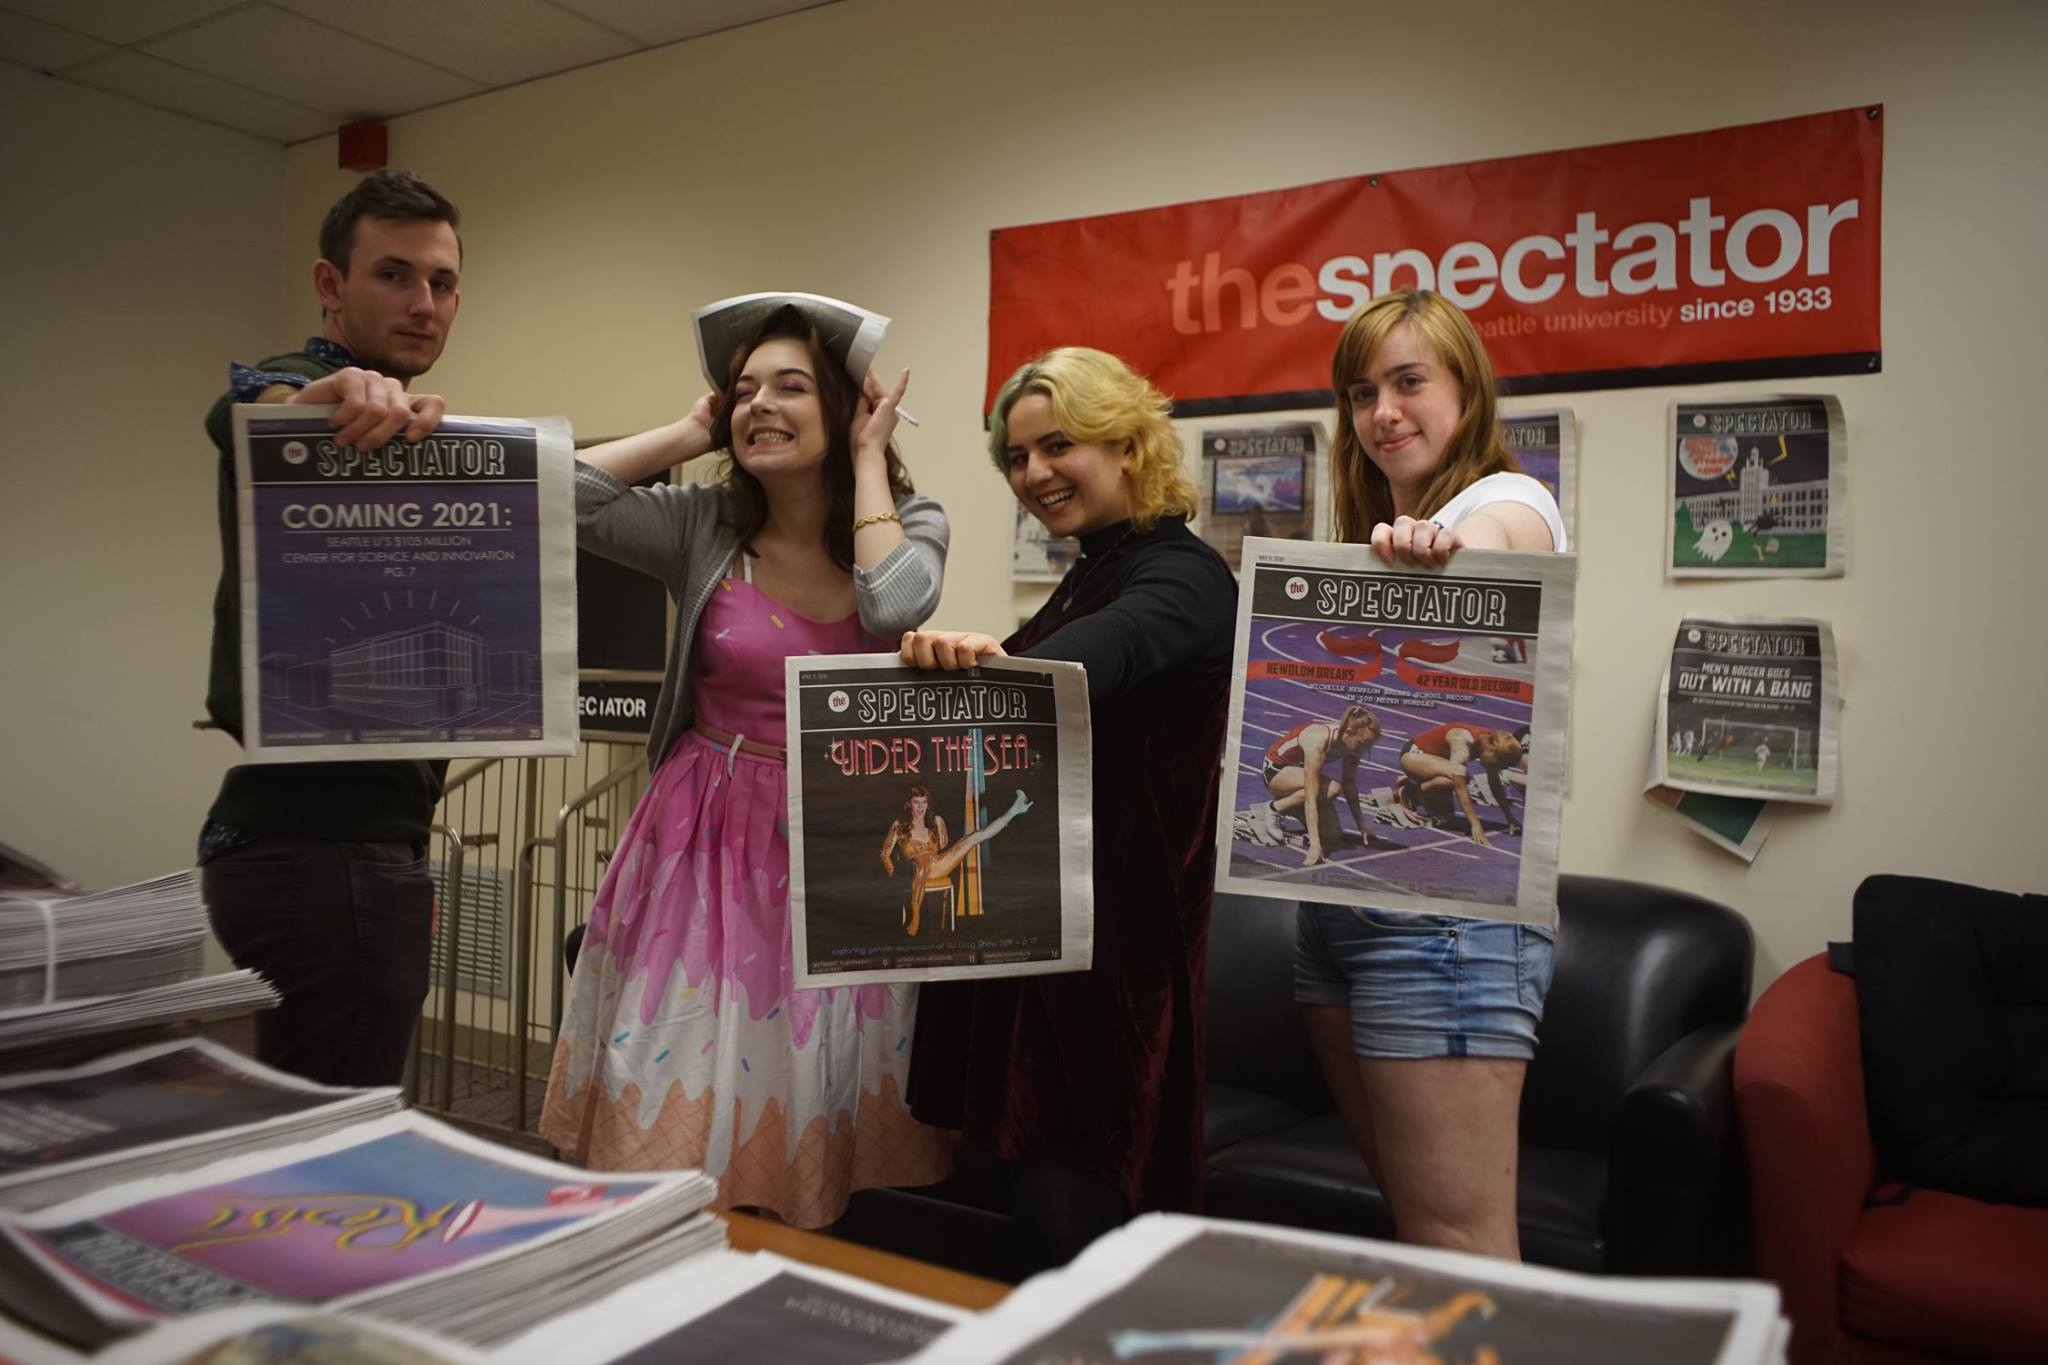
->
<box><xmin>10</xmin><ymin>0</ymin><xmax>2040</xmax><ymax>990</ymax></box>
<box><xmin>0</xmin><ymin>65</ymin><xmax>284</xmax><ymax>887</ymax></box>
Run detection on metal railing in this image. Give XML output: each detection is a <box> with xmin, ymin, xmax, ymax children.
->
<box><xmin>408</xmin><ymin>741</ymin><xmax>648</xmax><ymax>1143</ymax></box>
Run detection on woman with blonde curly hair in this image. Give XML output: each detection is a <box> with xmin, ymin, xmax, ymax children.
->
<box><xmin>899</xmin><ymin>346</ymin><xmax>1236</xmax><ymax>1264</ymax></box>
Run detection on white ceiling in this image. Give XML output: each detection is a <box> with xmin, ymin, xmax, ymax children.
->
<box><xmin>0</xmin><ymin>0</ymin><xmax>839</xmax><ymax>143</ymax></box>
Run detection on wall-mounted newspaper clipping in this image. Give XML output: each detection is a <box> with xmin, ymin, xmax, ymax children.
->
<box><xmin>1012</xmin><ymin>503</ymin><xmax>1080</xmax><ymax>582</ymax></box>
<box><xmin>1668</xmin><ymin>395</ymin><xmax>1845</xmax><ymax>577</ymax></box>
<box><xmin>1196</xmin><ymin>422</ymin><xmax>1320</xmax><ymax>570</ymax></box>
<box><xmin>1216</xmin><ymin>539</ymin><xmax>1575</xmax><ymax>924</ymax></box>
<box><xmin>1501</xmin><ymin>407</ymin><xmax>1578</xmax><ymax>545</ymax></box>
<box><xmin>1643</xmin><ymin>783</ymin><xmax>1776</xmax><ymax>863</ymax></box>
<box><xmin>232</xmin><ymin>407</ymin><xmax>577</xmax><ymax>761</ymax></box>
<box><xmin>785</xmin><ymin>655</ymin><xmax>1092</xmax><ymax>987</ymax></box>
<box><xmin>1654</xmin><ymin>617</ymin><xmax>1838</xmax><ymax>805</ymax></box>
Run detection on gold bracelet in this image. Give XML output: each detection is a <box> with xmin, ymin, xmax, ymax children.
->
<box><xmin>853</xmin><ymin>511</ymin><xmax>901</xmax><ymax>531</ymax></box>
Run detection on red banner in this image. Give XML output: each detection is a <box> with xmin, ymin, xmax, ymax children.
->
<box><xmin>987</xmin><ymin>107</ymin><xmax>1882</xmax><ymax>413</ymax></box>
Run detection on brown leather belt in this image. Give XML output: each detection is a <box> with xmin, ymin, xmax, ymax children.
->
<box><xmin>693</xmin><ymin>719</ymin><xmax>786</xmax><ymax>761</ymax></box>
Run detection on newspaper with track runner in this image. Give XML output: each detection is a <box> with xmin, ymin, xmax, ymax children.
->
<box><xmin>232</xmin><ymin>406</ymin><xmax>577</xmax><ymax>761</ymax></box>
<box><xmin>786</xmin><ymin>655</ymin><xmax>1092</xmax><ymax>987</ymax></box>
<box><xmin>1667</xmin><ymin>394</ymin><xmax>1846</xmax><ymax>578</ymax></box>
<box><xmin>1653</xmin><ymin>617</ymin><xmax>1838</xmax><ymax>805</ymax></box>
<box><xmin>0</xmin><ymin>1112</ymin><xmax>717</xmax><ymax>1350</ymax></box>
<box><xmin>1217</xmin><ymin>539</ymin><xmax>1575</xmax><ymax>923</ymax></box>
<box><xmin>905</xmin><ymin>1213</ymin><xmax>1786</xmax><ymax>1365</ymax></box>
<box><xmin>0</xmin><ymin>1039</ymin><xmax>401</xmax><ymax>1213</ymax></box>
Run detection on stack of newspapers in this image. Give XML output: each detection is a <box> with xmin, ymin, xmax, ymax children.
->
<box><xmin>0</xmin><ymin>1110</ymin><xmax>724</xmax><ymax>1352</ymax></box>
<box><xmin>0</xmin><ymin>1039</ymin><xmax>404</xmax><ymax>1213</ymax></box>
<box><xmin>901</xmin><ymin>1214</ymin><xmax>1790</xmax><ymax>1364</ymax></box>
<box><xmin>0</xmin><ymin>869</ymin><xmax>208</xmax><ymax>1010</ymax></box>
<box><xmin>0</xmin><ymin>843</ymin><xmax>276</xmax><ymax>1060</ymax></box>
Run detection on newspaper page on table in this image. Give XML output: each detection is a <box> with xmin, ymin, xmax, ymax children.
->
<box><xmin>1195</xmin><ymin>422</ymin><xmax>1320</xmax><ymax>571</ymax></box>
<box><xmin>0</xmin><ymin>1039</ymin><xmax>399</xmax><ymax>1212</ymax></box>
<box><xmin>1667</xmin><ymin>395</ymin><xmax>1845</xmax><ymax>578</ymax></box>
<box><xmin>1502</xmin><ymin>405</ymin><xmax>1579</xmax><ymax>545</ymax></box>
<box><xmin>91</xmin><ymin>1305</ymin><xmax>487</xmax><ymax>1365</ymax></box>
<box><xmin>907</xmin><ymin>1214</ymin><xmax>1784</xmax><ymax>1365</ymax></box>
<box><xmin>0</xmin><ymin>1112</ymin><xmax>702</xmax><ymax>1345</ymax></box>
<box><xmin>232</xmin><ymin>406</ymin><xmax>577</xmax><ymax>761</ymax></box>
<box><xmin>1216</xmin><ymin>538</ymin><xmax>1576</xmax><ymax>924</ymax></box>
<box><xmin>786</xmin><ymin>655</ymin><xmax>1092</xmax><ymax>987</ymax></box>
<box><xmin>498</xmin><ymin>1249</ymin><xmax>969</xmax><ymax>1364</ymax></box>
<box><xmin>1654</xmin><ymin>617</ymin><xmax>1839</xmax><ymax>805</ymax></box>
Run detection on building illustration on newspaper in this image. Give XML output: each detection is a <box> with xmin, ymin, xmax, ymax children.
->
<box><xmin>1667</xmin><ymin>395</ymin><xmax>1846</xmax><ymax>578</ymax></box>
<box><xmin>1216</xmin><ymin>539</ymin><xmax>1575</xmax><ymax>923</ymax></box>
<box><xmin>232</xmin><ymin>408</ymin><xmax>578</xmax><ymax>761</ymax></box>
<box><xmin>785</xmin><ymin>656</ymin><xmax>1093</xmax><ymax>987</ymax></box>
<box><xmin>1654</xmin><ymin>617</ymin><xmax>1839</xmax><ymax>805</ymax></box>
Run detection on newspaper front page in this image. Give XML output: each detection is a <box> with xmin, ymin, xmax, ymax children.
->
<box><xmin>1667</xmin><ymin>395</ymin><xmax>1846</xmax><ymax>578</ymax></box>
<box><xmin>1502</xmin><ymin>406</ymin><xmax>1579</xmax><ymax>545</ymax></box>
<box><xmin>1012</xmin><ymin>503</ymin><xmax>1080</xmax><ymax>582</ymax></box>
<box><xmin>785</xmin><ymin>655</ymin><xmax>1092</xmax><ymax>987</ymax></box>
<box><xmin>1643</xmin><ymin>784</ymin><xmax>1777</xmax><ymax>863</ymax></box>
<box><xmin>1217</xmin><ymin>539</ymin><xmax>1575</xmax><ymax>924</ymax></box>
<box><xmin>908</xmin><ymin>1214</ymin><xmax>1784</xmax><ymax>1365</ymax></box>
<box><xmin>1654</xmin><ymin>617</ymin><xmax>1839</xmax><ymax>805</ymax></box>
<box><xmin>1195</xmin><ymin>422</ymin><xmax>1320</xmax><ymax>570</ymax></box>
<box><xmin>232</xmin><ymin>407</ymin><xmax>577</xmax><ymax>761</ymax></box>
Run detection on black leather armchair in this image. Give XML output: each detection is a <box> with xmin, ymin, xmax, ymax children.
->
<box><xmin>836</xmin><ymin>874</ymin><xmax>1753</xmax><ymax>1279</ymax></box>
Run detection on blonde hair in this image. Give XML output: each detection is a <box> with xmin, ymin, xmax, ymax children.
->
<box><xmin>1329</xmin><ymin>290</ymin><xmax>1521</xmax><ymax>542</ymax></box>
<box><xmin>987</xmin><ymin>347</ymin><xmax>1198</xmax><ymax>532</ymax></box>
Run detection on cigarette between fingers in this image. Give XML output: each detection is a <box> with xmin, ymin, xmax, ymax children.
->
<box><xmin>895</xmin><ymin>408</ymin><xmax>920</xmax><ymax>427</ymax></box>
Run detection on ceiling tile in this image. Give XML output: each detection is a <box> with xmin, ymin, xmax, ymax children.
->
<box><xmin>273</xmin><ymin>0</ymin><xmax>634</xmax><ymax>87</ymax></box>
<box><xmin>0</xmin><ymin>1</ymin><xmax>243</xmax><ymax>46</ymax></box>
<box><xmin>143</xmin><ymin>5</ymin><xmax>482</xmax><ymax>119</ymax></box>
<box><xmin>547</xmin><ymin>0</ymin><xmax>832</xmax><ymax>47</ymax></box>
<box><xmin>67</xmin><ymin>49</ymin><xmax>335</xmax><ymax>141</ymax></box>
<box><xmin>0</xmin><ymin>10</ymin><xmax>112</xmax><ymax>69</ymax></box>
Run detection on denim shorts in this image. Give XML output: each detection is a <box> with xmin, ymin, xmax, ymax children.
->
<box><xmin>1293</xmin><ymin>902</ymin><xmax>1556</xmax><ymax>1060</ymax></box>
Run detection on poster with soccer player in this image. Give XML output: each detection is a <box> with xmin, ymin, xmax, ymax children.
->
<box><xmin>1654</xmin><ymin>617</ymin><xmax>1838</xmax><ymax>804</ymax></box>
<box><xmin>1667</xmin><ymin>395</ymin><xmax>1845</xmax><ymax>577</ymax></box>
<box><xmin>1216</xmin><ymin>538</ymin><xmax>1576</xmax><ymax>923</ymax></box>
<box><xmin>785</xmin><ymin>655</ymin><xmax>1092</xmax><ymax>987</ymax></box>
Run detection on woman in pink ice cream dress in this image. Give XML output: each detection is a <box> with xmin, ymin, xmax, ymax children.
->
<box><xmin>540</xmin><ymin>299</ymin><xmax>951</xmax><ymax>1227</ymax></box>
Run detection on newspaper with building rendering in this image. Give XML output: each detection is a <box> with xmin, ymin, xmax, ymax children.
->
<box><xmin>1195</xmin><ymin>422</ymin><xmax>1320</xmax><ymax>571</ymax></box>
<box><xmin>498</xmin><ymin>1248</ymin><xmax>970</xmax><ymax>1363</ymax></box>
<box><xmin>786</xmin><ymin>655</ymin><xmax>1092</xmax><ymax>987</ymax></box>
<box><xmin>1653</xmin><ymin>617</ymin><xmax>1839</xmax><ymax>805</ymax></box>
<box><xmin>0</xmin><ymin>1039</ymin><xmax>401</xmax><ymax>1213</ymax></box>
<box><xmin>0</xmin><ymin>1112</ymin><xmax>720</xmax><ymax>1350</ymax></box>
<box><xmin>907</xmin><ymin>1214</ymin><xmax>1786</xmax><ymax>1365</ymax></box>
<box><xmin>1502</xmin><ymin>405</ymin><xmax>1579</xmax><ymax>545</ymax></box>
<box><xmin>1216</xmin><ymin>539</ymin><xmax>1576</xmax><ymax>924</ymax></box>
<box><xmin>1012</xmin><ymin>502</ymin><xmax>1080</xmax><ymax>583</ymax></box>
<box><xmin>1667</xmin><ymin>394</ymin><xmax>1845</xmax><ymax>578</ymax></box>
<box><xmin>231</xmin><ymin>406</ymin><xmax>577</xmax><ymax>761</ymax></box>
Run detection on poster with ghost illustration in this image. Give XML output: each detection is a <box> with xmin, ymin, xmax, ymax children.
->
<box><xmin>1666</xmin><ymin>396</ymin><xmax>1845</xmax><ymax>578</ymax></box>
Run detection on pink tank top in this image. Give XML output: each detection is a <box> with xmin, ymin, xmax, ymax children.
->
<box><xmin>690</xmin><ymin>557</ymin><xmax>887</xmax><ymax>744</ymax></box>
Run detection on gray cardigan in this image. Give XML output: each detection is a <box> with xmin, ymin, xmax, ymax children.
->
<box><xmin>574</xmin><ymin>462</ymin><xmax>949</xmax><ymax>765</ymax></box>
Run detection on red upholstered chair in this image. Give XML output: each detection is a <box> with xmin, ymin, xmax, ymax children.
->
<box><xmin>1735</xmin><ymin>954</ymin><xmax>2048</xmax><ymax>1364</ymax></box>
